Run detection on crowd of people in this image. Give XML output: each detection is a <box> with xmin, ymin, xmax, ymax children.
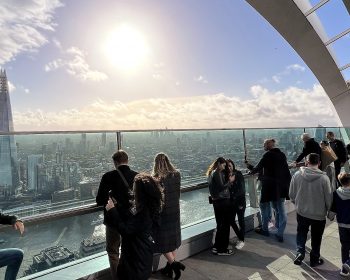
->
<box><xmin>1</xmin><ymin>131</ymin><xmax>350</xmax><ymax>279</ymax></box>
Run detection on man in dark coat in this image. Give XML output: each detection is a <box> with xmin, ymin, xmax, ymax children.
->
<box><xmin>295</xmin><ymin>133</ymin><xmax>322</xmax><ymax>164</ymax></box>
<box><xmin>246</xmin><ymin>138</ymin><xmax>291</xmax><ymax>242</ymax></box>
<box><xmin>96</xmin><ymin>150</ymin><xmax>138</xmax><ymax>280</ymax></box>
<box><xmin>327</xmin><ymin>131</ymin><xmax>347</xmax><ymax>187</ymax></box>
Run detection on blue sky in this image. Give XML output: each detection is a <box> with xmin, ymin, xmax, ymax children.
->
<box><xmin>0</xmin><ymin>0</ymin><xmax>346</xmax><ymax>130</ymax></box>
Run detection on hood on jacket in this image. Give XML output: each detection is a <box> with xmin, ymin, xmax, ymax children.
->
<box><xmin>336</xmin><ymin>187</ymin><xmax>350</xmax><ymax>200</ymax></box>
<box><xmin>299</xmin><ymin>166</ymin><xmax>325</xmax><ymax>182</ymax></box>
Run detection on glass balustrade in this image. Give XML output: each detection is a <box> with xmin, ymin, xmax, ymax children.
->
<box><xmin>0</xmin><ymin>127</ymin><xmax>348</xmax><ymax>278</ymax></box>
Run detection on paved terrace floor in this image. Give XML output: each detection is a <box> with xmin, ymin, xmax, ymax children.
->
<box><xmin>151</xmin><ymin>211</ymin><xmax>344</xmax><ymax>280</ymax></box>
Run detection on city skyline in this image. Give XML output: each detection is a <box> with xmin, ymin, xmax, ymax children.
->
<box><xmin>0</xmin><ymin>0</ymin><xmax>346</xmax><ymax>131</ymax></box>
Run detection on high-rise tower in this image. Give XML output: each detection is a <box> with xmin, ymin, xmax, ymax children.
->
<box><xmin>0</xmin><ymin>69</ymin><xmax>19</xmax><ymax>194</ymax></box>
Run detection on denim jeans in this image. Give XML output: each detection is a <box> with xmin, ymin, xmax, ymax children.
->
<box><xmin>259</xmin><ymin>202</ymin><xmax>272</xmax><ymax>232</ymax></box>
<box><xmin>296</xmin><ymin>214</ymin><xmax>326</xmax><ymax>259</ymax></box>
<box><xmin>339</xmin><ymin>227</ymin><xmax>350</xmax><ymax>264</ymax></box>
<box><xmin>0</xmin><ymin>248</ymin><xmax>24</xmax><ymax>280</ymax></box>
<box><xmin>271</xmin><ymin>198</ymin><xmax>287</xmax><ymax>237</ymax></box>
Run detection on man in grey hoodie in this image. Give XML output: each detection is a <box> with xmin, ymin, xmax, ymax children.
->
<box><xmin>289</xmin><ymin>153</ymin><xmax>332</xmax><ymax>267</ymax></box>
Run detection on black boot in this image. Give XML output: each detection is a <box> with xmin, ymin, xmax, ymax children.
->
<box><xmin>160</xmin><ymin>262</ymin><xmax>173</xmax><ymax>278</ymax></box>
<box><xmin>171</xmin><ymin>261</ymin><xmax>186</xmax><ymax>280</ymax></box>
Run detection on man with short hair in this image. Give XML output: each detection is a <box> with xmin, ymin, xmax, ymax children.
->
<box><xmin>295</xmin><ymin>133</ymin><xmax>322</xmax><ymax>165</ymax></box>
<box><xmin>96</xmin><ymin>150</ymin><xmax>138</xmax><ymax>280</ymax></box>
<box><xmin>289</xmin><ymin>153</ymin><xmax>332</xmax><ymax>267</ymax></box>
<box><xmin>326</xmin><ymin>131</ymin><xmax>347</xmax><ymax>187</ymax></box>
<box><xmin>246</xmin><ymin>139</ymin><xmax>291</xmax><ymax>242</ymax></box>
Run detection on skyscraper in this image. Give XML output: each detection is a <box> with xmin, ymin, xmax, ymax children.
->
<box><xmin>0</xmin><ymin>69</ymin><xmax>19</xmax><ymax>194</ymax></box>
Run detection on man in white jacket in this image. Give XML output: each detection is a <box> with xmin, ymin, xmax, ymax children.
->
<box><xmin>289</xmin><ymin>153</ymin><xmax>332</xmax><ymax>267</ymax></box>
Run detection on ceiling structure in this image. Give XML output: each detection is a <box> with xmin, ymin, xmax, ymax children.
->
<box><xmin>246</xmin><ymin>0</ymin><xmax>350</xmax><ymax>126</ymax></box>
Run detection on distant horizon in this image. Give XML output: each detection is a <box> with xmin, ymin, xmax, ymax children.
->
<box><xmin>0</xmin><ymin>1</ymin><xmax>345</xmax><ymax>131</ymax></box>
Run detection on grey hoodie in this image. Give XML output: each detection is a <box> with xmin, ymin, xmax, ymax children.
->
<box><xmin>289</xmin><ymin>166</ymin><xmax>332</xmax><ymax>221</ymax></box>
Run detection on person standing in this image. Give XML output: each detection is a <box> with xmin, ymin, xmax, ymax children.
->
<box><xmin>246</xmin><ymin>139</ymin><xmax>291</xmax><ymax>242</ymax></box>
<box><xmin>0</xmin><ymin>213</ymin><xmax>24</xmax><ymax>280</ymax></box>
<box><xmin>328</xmin><ymin>172</ymin><xmax>350</xmax><ymax>277</ymax></box>
<box><xmin>152</xmin><ymin>153</ymin><xmax>185</xmax><ymax>279</ymax></box>
<box><xmin>225</xmin><ymin>159</ymin><xmax>246</xmax><ymax>250</ymax></box>
<box><xmin>319</xmin><ymin>140</ymin><xmax>337</xmax><ymax>191</ymax></box>
<box><xmin>326</xmin><ymin>131</ymin><xmax>347</xmax><ymax>187</ymax></box>
<box><xmin>96</xmin><ymin>150</ymin><xmax>138</xmax><ymax>280</ymax></box>
<box><xmin>105</xmin><ymin>174</ymin><xmax>164</xmax><ymax>280</ymax></box>
<box><xmin>294</xmin><ymin>133</ymin><xmax>322</xmax><ymax>165</ymax></box>
<box><xmin>207</xmin><ymin>157</ymin><xmax>235</xmax><ymax>256</ymax></box>
<box><xmin>289</xmin><ymin>153</ymin><xmax>332</xmax><ymax>267</ymax></box>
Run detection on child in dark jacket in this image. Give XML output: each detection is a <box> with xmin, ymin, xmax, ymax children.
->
<box><xmin>328</xmin><ymin>172</ymin><xmax>350</xmax><ymax>277</ymax></box>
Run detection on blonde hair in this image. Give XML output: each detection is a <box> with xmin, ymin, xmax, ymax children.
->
<box><xmin>152</xmin><ymin>153</ymin><xmax>177</xmax><ymax>178</ymax></box>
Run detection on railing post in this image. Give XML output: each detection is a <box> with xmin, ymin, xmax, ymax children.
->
<box><xmin>116</xmin><ymin>131</ymin><xmax>122</xmax><ymax>150</ymax></box>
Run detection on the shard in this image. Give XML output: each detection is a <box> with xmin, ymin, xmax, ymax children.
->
<box><xmin>0</xmin><ymin>69</ymin><xmax>19</xmax><ymax>194</ymax></box>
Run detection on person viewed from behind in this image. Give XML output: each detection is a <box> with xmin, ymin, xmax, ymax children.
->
<box><xmin>152</xmin><ymin>153</ymin><xmax>185</xmax><ymax>279</ymax></box>
<box><xmin>344</xmin><ymin>144</ymin><xmax>350</xmax><ymax>173</ymax></box>
<box><xmin>225</xmin><ymin>159</ymin><xmax>246</xmax><ymax>250</ymax></box>
<box><xmin>207</xmin><ymin>157</ymin><xmax>235</xmax><ymax>256</ymax></box>
<box><xmin>0</xmin><ymin>213</ymin><xmax>24</xmax><ymax>280</ymax></box>
<box><xmin>105</xmin><ymin>174</ymin><xmax>164</xmax><ymax>280</ymax></box>
<box><xmin>326</xmin><ymin>131</ymin><xmax>347</xmax><ymax>187</ymax></box>
<box><xmin>294</xmin><ymin>133</ymin><xmax>322</xmax><ymax>166</ymax></box>
<box><xmin>246</xmin><ymin>139</ymin><xmax>291</xmax><ymax>242</ymax></box>
<box><xmin>289</xmin><ymin>153</ymin><xmax>332</xmax><ymax>267</ymax></box>
<box><xmin>328</xmin><ymin>172</ymin><xmax>350</xmax><ymax>277</ymax></box>
<box><xmin>319</xmin><ymin>140</ymin><xmax>337</xmax><ymax>191</ymax></box>
<box><xmin>96</xmin><ymin>150</ymin><xmax>138</xmax><ymax>280</ymax></box>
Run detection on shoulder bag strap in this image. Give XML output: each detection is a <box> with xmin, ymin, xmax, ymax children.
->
<box><xmin>116</xmin><ymin>168</ymin><xmax>131</xmax><ymax>189</ymax></box>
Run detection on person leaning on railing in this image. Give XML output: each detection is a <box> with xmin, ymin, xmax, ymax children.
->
<box><xmin>0</xmin><ymin>212</ymin><xmax>24</xmax><ymax>280</ymax></box>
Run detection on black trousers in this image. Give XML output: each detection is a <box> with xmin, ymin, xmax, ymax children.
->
<box><xmin>230</xmin><ymin>201</ymin><xmax>245</xmax><ymax>241</ymax></box>
<box><xmin>296</xmin><ymin>214</ymin><xmax>326</xmax><ymax>260</ymax></box>
<box><xmin>334</xmin><ymin>160</ymin><xmax>342</xmax><ymax>187</ymax></box>
<box><xmin>212</xmin><ymin>199</ymin><xmax>231</xmax><ymax>252</ymax></box>
<box><xmin>339</xmin><ymin>227</ymin><xmax>350</xmax><ymax>264</ymax></box>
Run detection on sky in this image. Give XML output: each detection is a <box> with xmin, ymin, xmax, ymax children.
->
<box><xmin>0</xmin><ymin>0</ymin><xmax>348</xmax><ymax>131</ymax></box>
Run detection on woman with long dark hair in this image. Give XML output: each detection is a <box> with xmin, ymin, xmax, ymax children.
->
<box><xmin>105</xmin><ymin>173</ymin><xmax>164</xmax><ymax>280</ymax></box>
<box><xmin>207</xmin><ymin>157</ymin><xmax>235</xmax><ymax>255</ymax></box>
<box><xmin>152</xmin><ymin>153</ymin><xmax>185</xmax><ymax>280</ymax></box>
<box><xmin>225</xmin><ymin>159</ymin><xmax>246</xmax><ymax>250</ymax></box>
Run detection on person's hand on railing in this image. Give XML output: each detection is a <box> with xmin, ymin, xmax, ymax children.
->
<box><xmin>13</xmin><ymin>220</ymin><xmax>24</xmax><ymax>235</ymax></box>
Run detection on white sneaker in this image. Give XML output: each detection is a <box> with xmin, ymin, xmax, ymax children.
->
<box><xmin>235</xmin><ymin>241</ymin><xmax>245</xmax><ymax>250</ymax></box>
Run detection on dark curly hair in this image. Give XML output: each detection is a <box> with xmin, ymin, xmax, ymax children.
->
<box><xmin>133</xmin><ymin>173</ymin><xmax>164</xmax><ymax>224</ymax></box>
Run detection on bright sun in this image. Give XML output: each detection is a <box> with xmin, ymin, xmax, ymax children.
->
<box><xmin>104</xmin><ymin>24</ymin><xmax>150</xmax><ymax>72</ymax></box>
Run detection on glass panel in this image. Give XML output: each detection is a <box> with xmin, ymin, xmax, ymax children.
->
<box><xmin>0</xmin><ymin>211</ymin><xmax>105</xmax><ymax>278</ymax></box>
<box><xmin>313</xmin><ymin>0</ymin><xmax>350</xmax><ymax>39</ymax></box>
<box><xmin>244</xmin><ymin>128</ymin><xmax>305</xmax><ymax>164</ymax></box>
<box><xmin>328</xmin><ymin>34</ymin><xmax>350</xmax><ymax>69</ymax></box>
<box><xmin>341</xmin><ymin>65</ymin><xmax>350</xmax><ymax>81</ymax></box>
<box><xmin>0</xmin><ymin>132</ymin><xmax>117</xmax><ymax>218</ymax></box>
<box><xmin>121</xmin><ymin>130</ymin><xmax>246</xmax><ymax>185</ymax></box>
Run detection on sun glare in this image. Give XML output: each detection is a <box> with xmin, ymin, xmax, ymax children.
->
<box><xmin>104</xmin><ymin>24</ymin><xmax>150</xmax><ymax>72</ymax></box>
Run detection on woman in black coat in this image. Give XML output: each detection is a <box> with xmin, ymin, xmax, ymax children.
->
<box><xmin>225</xmin><ymin>159</ymin><xmax>246</xmax><ymax>250</ymax></box>
<box><xmin>105</xmin><ymin>174</ymin><xmax>164</xmax><ymax>280</ymax></box>
<box><xmin>152</xmin><ymin>153</ymin><xmax>185</xmax><ymax>280</ymax></box>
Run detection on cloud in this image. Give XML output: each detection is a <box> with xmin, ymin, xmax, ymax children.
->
<box><xmin>0</xmin><ymin>0</ymin><xmax>63</xmax><ymax>65</ymax></box>
<box><xmin>45</xmin><ymin>46</ymin><xmax>108</xmax><ymax>82</ymax></box>
<box><xmin>271</xmin><ymin>63</ymin><xmax>306</xmax><ymax>84</ymax></box>
<box><xmin>8</xmin><ymin>81</ymin><xmax>16</xmax><ymax>92</ymax></box>
<box><xmin>13</xmin><ymin>84</ymin><xmax>340</xmax><ymax>131</ymax></box>
<box><xmin>194</xmin><ymin>75</ymin><xmax>208</xmax><ymax>84</ymax></box>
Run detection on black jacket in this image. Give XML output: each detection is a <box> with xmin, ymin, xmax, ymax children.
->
<box><xmin>107</xmin><ymin>206</ymin><xmax>155</xmax><ymax>280</ymax></box>
<box><xmin>229</xmin><ymin>170</ymin><xmax>246</xmax><ymax>206</ymax></box>
<box><xmin>248</xmin><ymin>148</ymin><xmax>291</xmax><ymax>202</ymax></box>
<box><xmin>208</xmin><ymin>170</ymin><xmax>230</xmax><ymax>200</ymax></box>
<box><xmin>330</xmin><ymin>139</ymin><xmax>347</xmax><ymax>164</ymax></box>
<box><xmin>296</xmin><ymin>138</ymin><xmax>322</xmax><ymax>163</ymax></box>
<box><xmin>0</xmin><ymin>213</ymin><xmax>17</xmax><ymax>225</ymax></box>
<box><xmin>96</xmin><ymin>165</ymin><xmax>138</xmax><ymax>227</ymax></box>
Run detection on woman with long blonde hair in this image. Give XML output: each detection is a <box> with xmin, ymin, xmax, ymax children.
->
<box><xmin>152</xmin><ymin>153</ymin><xmax>185</xmax><ymax>280</ymax></box>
